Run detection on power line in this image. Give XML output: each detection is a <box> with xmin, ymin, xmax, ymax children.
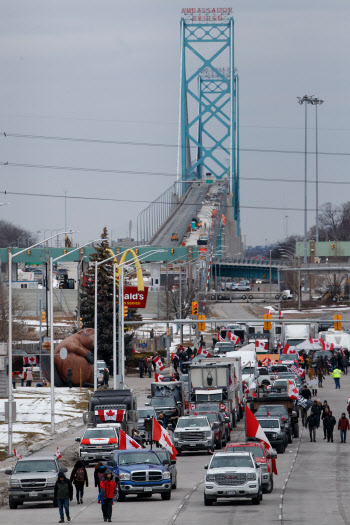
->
<box><xmin>3</xmin><ymin>131</ymin><xmax>350</xmax><ymax>157</ymax></box>
<box><xmin>2</xmin><ymin>160</ymin><xmax>350</xmax><ymax>185</ymax></box>
<box><xmin>0</xmin><ymin>189</ymin><xmax>328</xmax><ymax>212</ymax></box>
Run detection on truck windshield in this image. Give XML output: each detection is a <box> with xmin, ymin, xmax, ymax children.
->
<box><xmin>226</xmin><ymin>446</ymin><xmax>264</xmax><ymax>459</ymax></box>
<box><xmin>257</xmin><ymin>420</ymin><xmax>279</xmax><ymax>429</ymax></box>
<box><xmin>138</xmin><ymin>409</ymin><xmax>156</xmax><ymax>418</ymax></box>
<box><xmin>287</xmin><ymin>339</ymin><xmax>306</xmax><ymax>346</ymax></box>
<box><xmin>151</xmin><ymin>398</ymin><xmax>175</xmax><ymax>407</ymax></box>
<box><xmin>196</xmin><ymin>393</ymin><xmax>222</xmax><ymax>401</ymax></box>
<box><xmin>177</xmin><ymin>417</ymin><xmax>208</xmax><ymax>428</ymax></box>
<box><xmin>14</xmin><ymin>460</ymin><xmax>57</xmax><ymax>473</ymax></box>
<box><xmin>198</xmin><ymin>413</ymin><xmax>217</xmax><ymax>423</ymax></box>
<box><xmin>256</xmin><ymin>406</ymin><xmax>288</xmax><ymax>416</ymax></box>
<box><xmin>211</xmin><ymin>456</ymin><xmax>253</xmax><ymax>469</ymax></box>
<box><xmin>84</xmin><ymin>430</ymin><xmax>116</xmax><ymax>439</ymax></box>
<box><xmin>118</xmin><ymin>452</ymin><xmax>161</xmax><ymax>466</ymax></box>
<box><xmin>242</xmin><ymin>366</ymin><xmax>255</xmax><ymax>375</ymax></box>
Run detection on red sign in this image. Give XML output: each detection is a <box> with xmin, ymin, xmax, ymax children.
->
<box><xmin>124</xmin><ymin>287</ymin><xmax>149</xmax><ymax>308</ymax></box>
<box><xmin>181</xmin><ymin>7</ymin><xmax>232</xmax><ymax>22</ymax></box>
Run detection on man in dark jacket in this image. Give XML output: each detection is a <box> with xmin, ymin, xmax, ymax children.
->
<box><xmin>54</xmin><ymin>471</ymin><xmax>73</xmax><ymax>523</ymax></box>
<box><xmin>306</xmin><ymin>411</ymin><xmax>318</xmax><ymax>442</ymax></box>
<box><xmin>324</xmin><ymin>411</ymin><xmax>336</xmax><ymax>442</ymax></box>
<box><xmin>330</xmin><ymin>354</ymin><xmax>337</xmax><ymax>371</ymax></box>
<box><xmin>312</xmin><ymin>400</ymin><xmax>322</xmax><ymax>428</ymax></box>
<box><xmin>144</xmin><ymin>415</ymin><xmax>153</xmax><ymax>444</ymax></box>
<box><xmin>338</xmin><ymin>413</ymin><xmax>350</xmax><ymax>443</ymax></box>
<box><xmin>300</xmin><ymin>384</ymin><xmax>312</xmax><ymax>400</ymax></box>
<box><xmin>103</xmin><ymin>368</ymin><xmax>110</xmax><ymax>387</ymax></box>
<box><xmin>100</xmin><ymin>470</ymin><xmax>116</xmax><ymax>522</ymax></box>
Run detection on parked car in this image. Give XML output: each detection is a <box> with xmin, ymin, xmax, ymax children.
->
<box><xmin>5</xmin><ymin>456</ymin><xmax>67</xmax><ymax>509</ymax></box>
<box><xmin>204</xmin><ymin>451</ymin><xmax>263</xmax><ymax>506</ymax></box>
<box><xmin>225</xmin><ymin>441</ymin><xmax>276</xmax><ymax>493</ymax></box>
<box><xmin>152</xmin><ymin>448</ymin><xmax>177</xmax><ymax>489</ymax></box>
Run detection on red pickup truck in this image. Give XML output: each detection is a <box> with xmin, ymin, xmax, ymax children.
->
<box><xmin>225</xmin><ymin>441</ymin><xmax>276</xmax><ymax>493</ymax></box>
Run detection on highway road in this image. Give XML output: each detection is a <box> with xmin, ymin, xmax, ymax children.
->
<box><xmin>149</xmin><ymin>182</ymin><xmax>208</xmax><ymax>247</ymax></box>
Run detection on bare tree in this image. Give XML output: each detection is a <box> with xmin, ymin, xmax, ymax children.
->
<box><xmin>0</xmin><ymin>219</ymin><xmax>37</xmax><ymax>248</ymax></box>
<box><xmin>0</xmin><ymin>285</ymin><xmax>28</xmax><ymax>342</ymax></box>
<box><xmin>160</xmin><ymin>284</ymin><xmax>196</xmax><ymax>320</ymax></box>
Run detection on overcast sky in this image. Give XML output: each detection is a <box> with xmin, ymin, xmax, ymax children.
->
<box><xmin>1</xmin><ymin>0</ymin><xmax>350</xmax><ymax>247</ymax></box>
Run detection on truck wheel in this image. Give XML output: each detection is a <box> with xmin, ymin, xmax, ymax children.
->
<box><xmin>264</xmin><ymin>474</ymin><xmax>274</xmax><ymax>494</ymax></box>
<box><xmin>278</xmin><ymin>444</ymin><xmax>285</xmax><ymax>454</ymax></box>
<box><xmin>9</xmin><ymin>499</ymin><xmax>18</xmax><ymax>510</ymax></box>
<box><xmin>161</xmin><ymin>490</ymin><xmax>171</xmax><ymax>501</ymax></box>
<box><xmin>172</xmin><ymin>475</ymin><xmax>177</xmax><ymax>489</ymax></box>
<box><xmin>275</xmin><ymin>294</ymin><xmax>280</xmax><ymax>300</ymax></box>
<box><xmin>204</xmin><ymin>495</ymin><xmax>215</xmax><ymax>506</ymax></box>
<box><xmin>293</xmin><ymin>423</ymin><xmax>299</xmax><ymax>438</ymax></box>
<box><xmin>248</xmin><ymin>295</ymin><xmax>254</xmax><ymax>300</ymax></box>
<box><xmin>232</xmin><ymin>411</ymin><xmax>236</xmax><ymax>428</ymax></box>
<box><xmin>252</xmin><ymin>492</ymin><xmax>261</xmax><ymax>505</ymax></box>
<box><xmin>282</xmin><ymin>295</ymin><xmax>287</xmax><ymax>300</ymax></box>
<box><xmin>332</xmin><ymin>297</ymin><xmax>337</xmax><ymax>302</ymax></box>
<box><xmin>241</xmin><ymin>294</ymin><xmax>247</xmax><ymax>300</ymax></box>
<box><xmin>288</xmin><ymin>432</ymin><xmax>293</xmax><ymax>444</ymax></box>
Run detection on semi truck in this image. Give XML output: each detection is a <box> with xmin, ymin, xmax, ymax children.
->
<box><xmin>188</xmin><ymin>358</ymin><xmax>242</xmax><ymax>427</ymax></box>
<box><xmin>147</xmin><ymin>381</ymin><xmax>185</xmax><ymax>419</ymax></box>
<box><xmin>282</xmin><ymin>323</ymin><xmax>316</xmax><ymax>347</ymax></box>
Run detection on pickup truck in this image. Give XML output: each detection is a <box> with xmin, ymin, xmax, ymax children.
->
<box><xmin>225</xmin><ymin>441</ymin><xmax>276</xmax><ymax>494</ymax></box>
<box><xmin>106</xmin><ymin>449</ymin><xmax>173</xmax><ymax>501</ymax></box>
<box><xmin>194</xmin><ymin>411</ymin><xmax>228</xmax><ymax>449</ymax></box>
<box><xmin>204</xmin><ymin>451</ymin><xmax>263</xmax><ymax>506</ymax></box>
<box><xmin>173</xmin><ymin>415</ymin><xmax>214</xmax><ymax>454</ymax></box>
<box><xmin>255</xmin><ymin>417</ymin><xmax>287</xmax><ymax>454</ymax></box>
<box><xmin>75</xmin><ymin>426</ymin><xmax>118</xmax><ymax>464</ymax></box>
<box><xmin>5</xmin><ymin>456</ymin><xmax>67</xmax><ymax>509</ymax></box>
<box><xmin>252</xmin><ymin>395</ymin><xmax>300</xmax><ymax>439</ymax></box>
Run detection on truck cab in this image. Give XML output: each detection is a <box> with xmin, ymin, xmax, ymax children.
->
<box><xmin>173</xmin><ymin>415</ymin><xmax>213</xmax><ymax>454</ymax></box>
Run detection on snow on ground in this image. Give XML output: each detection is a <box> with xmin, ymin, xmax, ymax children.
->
<box><xmin>264</xmin><ymin>305</ymin><xmax>350</xmax><ymax>314</ymax></box>
<box><xmin>0</xmin><ymin>387</ymin><xmax>87</xmax><ymax>454</ymax></box>
<box><xmin>22</xmin><ymin>319</ymin><xmax>73</xmax><ymax>327</ymax></box>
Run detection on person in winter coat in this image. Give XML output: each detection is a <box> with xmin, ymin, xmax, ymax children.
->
<box><xmin>338</xmin><ymin>413</ymin><xmax>350</xmax><ymax>443</ymax></box>
<box><xmin>343</xmin><ymin>355</ymin><xmax>349</xmax><ymax>375</ymax></box>
<box><xmin>324</xmin><ymin>411</ymin><xmax>336</xmax><ymax>442</ymax></box>
<box><xmin>94</xmin><ymin>463</ymin><xmax>107</xmax><ymax>493</ymax></box>
<box><xmin>103</xmin><ymin>368</ymin><xmax>109</xmax><ymax>387</ymax></box>
<box><xmin>147</xmin><ymin>359</ymin><xmax>152</xmax><ymax>378</ymax></box>
<box><xmin>317</xmin><ymin>368</ymin><xmax>324</xmax><ymax>388</ymax></box>
<box><xmin>144</xmin><ymin>415</ymin><xmax>153</xmax><ymax>444</ymax></box>
<box><xmin>70</xmin><ymin>459</ymin><xmax>88</xmax><ymax>504</ymax></box>
<box><xmin>54</xmin><ymin>471</ymin><xmax>73</xmax><ymax>523</ymax></box>
<box><xmin>19</xmin><ymin>369</ymin><xmax>26</xmax><ymax>387</ymax></box>
<box><xmin>330</xmin><ymin>355</ymin><xmax>337</xmax><ymax>371</ymax></box>
<box><xmin>312</xmin><ymin>400</ymin><xmax>322</xmax><ymax>428</ymax></box>
<box><xmin>306</xmin><ymin>410</ymin><xmax>318</xmax><ymax>442</ymax></box>
<box><xmin>139</xmin><ymin>358</ymin><xmax>144</xmax><ymax>378</ymax></box>
<box><xmin>332</xmin><ymin>368</ymin><xmax>342</xmax><ymax>389</ymax></box>
<box><xmin>322</xmin><ymin>407</ymin><xmax>330</xmax><ymax>439</ymax></box>
<box><xmin>100</xmin><ymin>470</ymin><xmax>116</xmax><ymax>522</ymax></box>
<box><xmin>26</xmin><ymin>367</ymin><xmax>33</xmax><ymax>387</ymax></box>
<box><xmin>300</xmin><ymin>385</ymin><xmax>312</xmax><ymax>400</ymax></box>
<box><xmin>172</xmin><ymin>354</ymin><xmax>179</xmax><ymax>373</ymax></box>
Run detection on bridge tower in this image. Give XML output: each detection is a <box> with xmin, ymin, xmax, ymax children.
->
<box><xmin>178</xmin><ymin>8</ymin><xmax>240</xmax><ymax>234</ymax></box>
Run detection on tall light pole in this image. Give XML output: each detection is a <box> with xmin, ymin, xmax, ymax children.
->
<box><xmin>297</xmin><ymin>95</ymin><xmax>313</xmax><ymax>263</ymax></box>
<box><xmin>311</xmin><ymin>97</ymin><xmax>324</xmax><ymax>242</ymax></box>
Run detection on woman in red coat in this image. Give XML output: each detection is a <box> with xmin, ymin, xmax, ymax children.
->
<box><xmin>100</xmin><ymin>470</ymin><xmax>116</xmax><ymax>522</ymax></box>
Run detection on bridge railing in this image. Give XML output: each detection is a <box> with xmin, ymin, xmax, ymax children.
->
<box><xmin>213</xmin><ymin>257</ymin><xmax>291</xmax><ymax>267</ymax></box>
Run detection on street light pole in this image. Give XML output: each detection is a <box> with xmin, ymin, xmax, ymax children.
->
<box><xmin>312</xmin><ymin>97</ymin><xmax>324</xmax><ymax>243</ymax></box>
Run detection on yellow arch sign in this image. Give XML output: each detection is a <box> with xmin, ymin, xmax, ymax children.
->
<box><xmin>107</xmin><ymin>248</ymin><xmax>144</xmax><ymax>292</ymax></box>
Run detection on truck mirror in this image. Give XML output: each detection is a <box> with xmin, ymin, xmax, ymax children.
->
<box><xmin>107</xmin><ymin>460</ymin><xmax>116</xmax><ymax>467</ymax></box>
<box><xmin>5</xmin><ymin>469</ymin><xmax>13</xmax><ymax>475</ymax></box>
<box><xmin>147</xmin><ymin>395</ymin><xmax>152</xmax><ymax>399</ymax></box>
<box><xmin>75</xmin><ymin>437</ymin><xmax>81</xmax><ymax>442</ymax></box>
<box><xmin>204</xmin><ymin>464</ymin><xmax>208</xmax><ymax>469</ymax></box>
<box><xmin>171</xmin><ymin>459</ymin><xmax>177</xmax><ymax>465</ymax></box>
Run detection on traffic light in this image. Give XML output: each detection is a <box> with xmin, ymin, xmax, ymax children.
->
<box><xmin>331</xmin><ymin>243</ymin><xmax>335</xmax><ymax>250</ymax></box>
<box><xmin>27</xmin><ymin>249</ymin><xmax>31</xmax><ymax>256</ymax></box>
<box><xmin>192</xmin><ymin>301</ymin><xmax>198</xmax><ymax>315</ymax></box>
<box><xmin>64</xmin><ymin>249</ymin><xmax>67</xmax><ymax>255</ymax></box>
<box><xmin>264</xmin><ymin>313</ymin><xmax>271</xmax><ymax>331</ymax></box>
<box><xmin>76</xmin><ymin>316</ymin><xmax>82</xmax><ymax>328</ymax></box>
<box><xmin>334</xmin><ymin>314</ymin><xmax>341</xmax><ymax>331</ymax></box>
<box><xmin>40</xmin><ymin>311</ymin><xmax>46</xmax><ymax>324</ymax></box>
<box><xmin>198</xmin><ymin>315</ymin><xmax>206</xmax><ymax>332</ymax></box>
<box><xmin>135</xmin><ymin>249</ymin><xmax>139</xmax><ymax>254</ymax></box>
<box><xmin>171</xmin><ymin>248</ymin><xmax>174</xmax><ymax>254</ymax></box>
<box><xmin>166</xmin><ymin>328</ymin><xmax>171</xmax><ymax>336</ymax></box>
<box><xmin>124</xmin><ymin>305</ymin><xmax>128</xmax><ymax>318</ymax></box>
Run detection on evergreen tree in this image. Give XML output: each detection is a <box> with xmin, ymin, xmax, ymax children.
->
<box><xmin>79</xmin><ymin>227</ymin><xmax>140</xmax><ymax>366</ymax></box>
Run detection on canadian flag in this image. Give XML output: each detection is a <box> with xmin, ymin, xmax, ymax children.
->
<box><xmin>321</xmin><ymin>340</ymin><xmax>334</xmax><ymax>351</ymax></box>
<box><xmin>153</xmin><ymin>356</ymin><xmax>165</xmax><ymax>371</ymax></box>
<box><xmin>56</xmin><ymin>447</ymin><xmax>61</xmax><ymax>460</ymax></box>
<box><xmin>218</xmin><ymin>334</ymin><xmax>225</xmax><ymax>342</ymax></box>
<box><xmin>246</xmin><ymin>406</ymin><xmax>272</xmax><ymax>452</ymax></box>
<box><xmin>190</xmin><ymin>403</ymin><xmax>197</xmax><ymax>411</ymax></box>
<box><xmin>14</xmin><ymin>448</ymin><xmax>22</xmax><ymax>459</ymax></box>
<box><xmin>227</xmin><ymin>332</ymin><xmax>240</xmax><ymax>344</ymax></box>
<box><xmin>278</xmin><ymin>340</ymin><xmax>283</xmax><ymax>352</ymax></box>
<box><xmin>242</xmin><ymin>381</ymin><xmax>250</xmax><ymax>395</ymax></box>
<box><xmin>287</xmin><ymin>379</ymin><xmax>299</xmax><ymax>400</ymax></box>
<box><xmin>309</xmin><ymin>338</ymin><xmax>321</xmax><ymax>344</ymax></box>
<box><xmin>261</xmin><ymin>357</ymin><xmax>273</xmax><ymax>367</ymax></box>
<box><xmin>197</xmin><ymin>347</ymin><xmax>212</xmax><ymax>358</ymax></box>
<box><xmin>279</xmin><ymin>310</ymin><xmax>283</xmax><ymax>319</ymax></box>
<box><xmin>283</xmin><ymin>344</ymin><xmax>298</xmax><ymax>355</ymax></box>
<box><xmin>219</xmin><ymin>403</ymin><xmax>229</xmax><ymax>413</ymax></box>
<box><xmin>290</xmin><ymin>365</ymin><xmax>305</xmax><ymax>378</ymax></box>
<box><xmin>154</xmin><ymin>373</ymin><xmax>164</xmax><ymax>383</ymax></box>
<box><xmin>119</xmin><ymin>430</ymin><xmax>143</xmax><ymax>450</ymax></box>
<box><xmin>152</xmin><ymin>418</ymin><xmax>178</xmax><ymax>459</ymax></box>
<box><xmin>23</xmin><ymin>356</ymin><xmax>38</xmax><ymax>365</ymax></box>
<box><xmin>96</xmin><ymin>409</ymin><xmax>125</xmax><ymax>422</ymax></box>
<box><xmin>170</xmin><ymin>353</ymin><xmax>175</xmax><ymax>362</ymax></box>
<box><xmin>255</xmin><ymin>340</ymin><xmax>268</xmax><ymax>351</ymax></box>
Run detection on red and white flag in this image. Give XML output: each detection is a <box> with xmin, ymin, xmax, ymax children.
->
<box><xmin>287</xmin><ymin>379</ymin><xmax>299</xmax><ymax>400</ymax></box>
<box><xmin>96</xmin><ymin>409</ymin><xmax>125</xmax><ymax>422</ymax></box>
<box><xmin>309</xmin><ymin>338</ymin><xmax>321</xmax><ymax>344</ymax></box>
<box><xmin>227</xmin><ymin>332</ymin><xmax>240</xmax><ymax>344</ymax></box>
<box><xmin>14</xmin><ymin>448</ymin><xmax>22</xmax><ymax>459</ymax></box>
<box><xmin>56</xmin><ymin>447</ymin><xmax>61</xmax><ymax>460</ymax></box>
<box><xmin>153</xmin><ymin>356</ymin><xmax>165</xmax><ymax>371</ymax></box>
<box><xmin>197</xmin><ymin>347</ymin><xmax>212</xmax><ymax>358</ymax></box>
<box><xmin>152</xmin><ymin>419</ymin><xmax>178</xmax><ymax>459</ymax></box>
<box><xmin>290</xmin><ymin>365</ymin><xmax>305</xmax><ymax>378</ymax></box>
<box><xmin>246</xmin><ymin>406</ymin><xmax>272</xmax><ymax>452</ymax></box>
<box><xmin>218</xmin><ymin>334</ymin><xmax>225</xmax><ymax>341</ymax></box>
<box><xmin>321</xmin><ymin>340</ymin><xmax>334</xmax><ymax>351</ymax></box>
<box><xmin>283</xmin><ymin>344</ymin><xmax>298</xmax><ymax>355</ymax></box>
<box><xmin>154</xmin><ymin>373</ymin><xmax>164</xmax><ymax>383</ymax></box>
<box><xmin>23</xmin><ymin>356</ymin><xmax>38</xmax><ymax>365</ymax></box>
<box><xmin>278</xmin><ymin>339</ymin><xmax>283</xmax><ymax>351</ymax></box>
<box><xmin>190</xmin><ymin>403</ymin><xmax>197</xmax><ymax>411</ymax></box>
<box><xmin>279</xmin><ymin>310</ymin><xmax>283</xmax><ymax>319</ymax></box>
<box><xmin>242</xmin><ymin>381</ymin><xmax>250</xmax><ymax>395</ymax></box>
<box><xmin>255</xmin><ymin>340</ymin><xmax>268</xmax><ymax>351</ymax></box>
<box><xmin>261</xmin><ymin>357</ymin><xmax>273</xmax><ymax>367</ymax></box>
<box><xmin>219</xmin><ymin>403</ymin><xmax>229</xmax><ymax>413</ymax></box>
<box><xmin>119</xmin><ymin>430</ymin><xmax>143</xmax><ymax>450</ymax></box>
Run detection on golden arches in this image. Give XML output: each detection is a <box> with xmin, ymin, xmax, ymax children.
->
<box><xmin>106</xmin><ymin>248</ymin><xmax>144</xmax><ymax>292</ymax></box>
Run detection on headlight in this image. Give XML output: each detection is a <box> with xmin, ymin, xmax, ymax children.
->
<box><xmin>205</xmin><ymin>431</ymin><xmax>212</xmax><ymax>438</ymax></box>
<box><xmin>162</xmin><ymin>471</ymin><xmax>171</xmax><ymax>480</ymax></box>
<box><xmin>206</xmin><ymin>474</ymin><xmax>215</xmax><ymax>481</ymax></box>
<box><xmin>260</xmin><ymin>464</ymin><xmax>268</xmax><ymax>472</ymax></box>
<box><xmin>47</xmin><ymin>478</ymin><xmax>56</xmax><ymax>487</ymax></box>
<box><xmin>174</xmin><ymin>432</ymin><xmax>180</xmax><ymax>437</ymax></box>
<box><xmin>272</xmin><ymin>433</ymin><xmax>277</xmax><ymax>438</ymax></box>
<box><xmin>119</xmin><ymin>473</ymin><xmax>130</xmax><ymax>481</ymax></box>
<box><xmin>246</xmin><ymin>474</ymin><xmax>256</xmax><ymax>480</ymax></box>
<box><xmin>10</xmin><ymin>479</ymin><xmax>20</xmax><ymax>487</ymax></box>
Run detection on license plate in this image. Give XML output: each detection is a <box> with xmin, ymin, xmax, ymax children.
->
<box><xmin>144</xmin><ymin>487</ymin><xmax>152</xmax><ymax>492</ymax></box>
<box><xmin>226</xmin><ymin>491</ymin><xmax>235</xmax><ymax>496</ymax></box>
<box><xmin>29</xmin><ymin>492</ymin><xmax>38</xmax><ymax>497</ymax></box>
<box><xmin>190</xmin><ymin>443</ymin><xmax>196</xmax><ymax>447</ymax></box>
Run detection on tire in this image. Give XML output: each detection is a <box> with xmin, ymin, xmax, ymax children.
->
<box><xmin>275</xmin><ymin>294</ymin><xmax>280</xmax><ymax>300</ymax></box>
<box><xmin>117</xmin><ymin>482</ymin><xmax>126</xmax><ymax>502</ymax></box>
<box><xmin>332</xmin><ymin>297</ymin><xmax>337</xmax><ymax>302</ymax></box>
<box><xmin>278</xmin><ymin>444</ymin><xmax>285</xmax><ymax>454</ymax></box>
<box><xmin>53</xmin><ymin>499</ymin><xmax>58</xmax><ymax>508</ymax></box>
<box><xmin>248</xmin><ymin>295</ymin><xmax>254</xmax><ymax>300</ymax></box>
<box><xmin>339</xmin><ymin>296</ymin><xmax>344</xmax><ymax>302</ymax></box>
<box><xmin>282</xmin><ymin>295</ymin><xmax>287</xmax><ymax>300</ymax></box>
<box><xmin>204</xmin><ymin>495</ymin><xmax>215</xmax><ymax>506</ymax></box>
<box><xmin>9</xmin><ymin>499</ymin><xmax>18</xmax><ymax>510</ymax></box>
<box><xmin>241</xmin><ymin>295</ymin><xmax>247</xmax><ymax>300</ymax></box>
<box><xmin>218</xmin><ymin>294</ymin><xmax>223</xmax><ymax>300</ymax></box>
<box><xmin>215</xmin><ymin>440</ymin><xmax>222</xmax><ymax>450</ymax></box>
<box><xmin>252</xmin><ymin>492</ymin><xmax>261</xmax><ymax>505</ymax></box>
<box><xmin>211</xmin><ymin>295</ymin><xmax>216</xmax><ymax>300</ymax></box>
<box><xmin>293</xmin><ymin>423</ymin><xmax>299</xmax><ymax>438</ymax></box>
<box><xmin>161</xmin><ymin>490</ymin><xmax>171</xmax><ymax>501</ymax></box>
<box><xmin>288</xmin><ymin>431</ymin><xmax>293</xmax><ymax>444</ymax></box>
<box><xmin>261</xmin><ymin>380</ymin><xmax>270</xmax><ymax>387</ymax></box>
<box><xmin>177</xmin><ymin>449</ymin><xmax>182</xmax><ymax>455</ymax></box>
<box><xmin>172</xmin><ymin>474</ymin><xmax>177</xmax><ymax>490</ymax></box>
<box><xmin>264</xmin><ymin>474</ymin><xmax>274</xmax><ymax>494</ymax></box>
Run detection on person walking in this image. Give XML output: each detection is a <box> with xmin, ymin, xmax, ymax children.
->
<box><xmin>313</xmin><ymin>400</ymin><xmax>322</xmax><ymax>428</ymax></box>
<box><xmin>343</xmin><ymin>353</ymin><xmax>349</xmax><ymax>375</ymax></box>
<box><xmin>26</xmin><ymin>367</ymin><xmax>33</xmax><ymax>387</ymax></box>
<box><xmin>139</xmin><ymin>358</ymin><xmax>144</xmax><ymax>378</ymax></box>
<box><xmin>152</xmin><ymin>357</ymin><xmax>157</xmax><ymax>372</ymax></box>
<box><xmin>306</xmin><ymin>410</ymin><xmax>318</xmax><ymax>442</ymax></box>
<box><xmin>144</xmin><ymin>415</ymin><xmax>153</xmax><ymax>445</ymax></box>
<box><xmin>103</xmin><ymin>368</ymin><xmax>109</xmax><ymax>387</ymax></box>
<box><xmin>330</xmin><ymin>354</ymin><xmax>337</xmax><ymax>371</ymax></box>
<box><xmin>100</xmin><ymin>470</ymin><xmax>116</xmax><ymax>522</ymax></box>
<box><xmin>338</xmin><ymin>412</ymin><xmax>350</xmax><ymax>443</ymax></box>
<box><xmin>172</xmin><ymin>354</ymin><xmax>179</xmax><ymax>373</ymax></box>
<box><xmin>317</xmin><ymin>367</ymin><xmax>324</xmax><ymax>388</ymax></box>
<box><xmin>324</xmin><ymin>411</ymin><xmax>336</xmax><ymax>442</ymax></box>
<box><xmin>54</xmin><ymin>471</ymin><xmax>73</xmax><ymax>523</ymax></box>
<box><xmin>147</xmin><ymin>359</ymin><xmax>152</xmax><ymax>378</ymax></box>
<box><xmin>19</xmin><ymin>369</ymin><xmax>26</xmax><ymax>387</ymax></box>
<box><xmin>322</xmin><ymin>407</ymin><xmax>330</xmax><ymax>439</ymax></box>
<box><xmin>300</xmin><ymin>384</ymin><xmax>312</xmax><ymax>400</ymax></box>
<box><xmin>70</xmin><ymin>459</ymin><xmax>88</xmax><ymax>505</ymax></box>
<box><xmin>332</xmin><ymin>367</ymin><xmax>342</xmax><ymax>389</ymax></box>
<box><xmin>94</xmin><ymin>463</ymin><xmax>107</xmax><ymax>494</ymax></box>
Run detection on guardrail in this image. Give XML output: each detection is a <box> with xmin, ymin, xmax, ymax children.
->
<box><xmin>200</xmin><ymin>290</ymin><xmax>292</xmax><ymax>303</ymax></box>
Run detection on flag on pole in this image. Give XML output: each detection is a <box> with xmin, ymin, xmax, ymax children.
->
<box><xmin>283</xmin><ymin>344</ymin><xmax>298</xmax><ymax>355</ymax></box>
<box><xmin>197</xmin><ymin>347</ymin><xmax>212</xmax><ymax>358</ymax></box>
<box><xmin>23</xmin><ymin>356</ymin><xmax>38</xmax><ymax>365</ymax></box>
<box><xmin>255</xmin><ymin>340</ymin><xmax>268</xmax><ymax>351</ymax></box>
<box><xmin>56</xmin><ymin>447</ymin><xmax>61</xmax><ymax>460</ymax></box>
<box><xmin>290</xmin><ymin>365</ymin><xmax>305</xmax><ymax>378</ymax></box>
<box><xmin>152</xmin><ymin>418</ymin><xmax>178</xmax><ymax>459</ymax></box>
<box><xmin>119</xmin><ymin>430</ymin><xmax>143</xmax><ymax>450</ymax></box>
<box><xmin>227</xmin><ymin>331</ymin><xmax>240</xmax><ymax>344</ymax></box>
<box><xmin>245</xmin><ymin>406</ymin><xmax>272</xmax><ymax>452</ymax></box>
<box><xmin>13</xmin><ymin>448</ymin><xmax>22</xmax><ymax>459</ymax></box>
<box><xmin>287</xmin><ymin>379</ymin><xmax>299</xmax><ymax>400</ymax></box>
<box><xmin>261</xmin><ymin>357</ymin><xmax>273</xmax><ymax>367</ymax></box>
<box><xmin>96</xmin><ymin>409</ymin><xmax>125</xmax><ymax>422</ymax></box>
<box><xmin>279</xmin><ymin>310</ymin><xmax>283</xmax><ymax>319</ymax></box>
<box><xmin>152</xmin><ymin>356</ymin><xmax>165</xmax><ymax>371</ymax></box>
<box><xmin>154</xmin><ymin>373</ymin><xmax>164</xmax><ymax>383</ymax></box>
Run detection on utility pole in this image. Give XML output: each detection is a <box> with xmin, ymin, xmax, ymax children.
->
<box><xmin>312</xmin><ymin>97</ymin><xmax>324</xmax><ymax>242</ymax></box>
